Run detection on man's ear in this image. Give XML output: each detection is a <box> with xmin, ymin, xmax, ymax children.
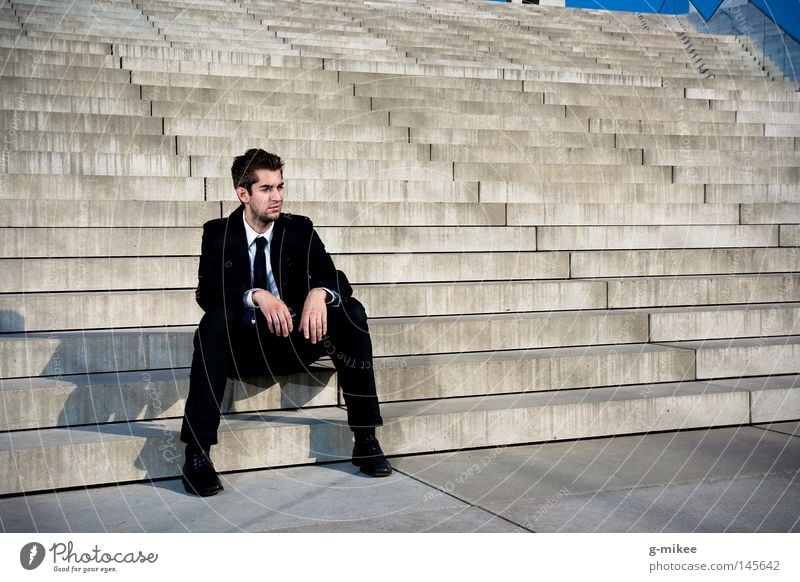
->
<box><xmin>235</xmin><ymin>186</ymin><xmax>249</xmax><ymax>204</ymax></box>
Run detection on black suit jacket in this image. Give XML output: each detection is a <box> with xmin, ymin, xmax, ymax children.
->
<box><xmin>195</xmin><ymin>205</ymin><xmax>353</xmax><ymax>325</ymax></box>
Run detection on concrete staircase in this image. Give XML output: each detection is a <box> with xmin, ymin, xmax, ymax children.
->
<box><xmin>1</xmin><ymin>0</ymin><xmax>799</xmax><ymax>496</ymax></box>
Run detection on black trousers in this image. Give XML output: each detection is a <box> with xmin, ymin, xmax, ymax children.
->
<box><xmin>180</xmin><ymin>297</ymin><xmax>384</xmax><ymax>449</ymax></box>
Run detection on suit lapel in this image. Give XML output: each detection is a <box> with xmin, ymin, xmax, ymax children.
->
<box><xmin>270</xmin><ymin>215</ymin><xmax>286</xmax><ymax>294</ymax></box>
<box><xmin>224</xmin><ymin>205</ymin><xmax>251</xmax><ymax>290</ymax></box>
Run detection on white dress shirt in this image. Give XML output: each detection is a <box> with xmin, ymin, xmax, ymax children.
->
<box><xmin>241</xmin><ymin>214</ymin><xmax>339</xmax><ymax>309</ymax></box>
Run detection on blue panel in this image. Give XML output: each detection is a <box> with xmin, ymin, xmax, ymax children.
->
<box><xmin>688</xmin><ymin>0</ymin><xmax>725</xmax><ymax>19</ymax></box>
<box><xmin>750</xmin><ymin>0</ymin><xmax>800</xmax><ymax>44</ymax></box>
<box><xmin>565</xmin><ymin>0</ymin><xmax>690</xmax><ymax>14</ymax></box>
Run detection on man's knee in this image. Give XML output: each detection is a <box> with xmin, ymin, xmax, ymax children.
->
<box><xmin>338</xmin><ymin>298</ymin><xmax>369</xmax><ymax>331</ymax></box>
<box><xmin>198</xmin><ymin>308</ymin><xmax>229</xmax><ymax>334</ymax></box>
<box><xmin>195</xmin><ymin>308</ymin><xmax>233</xmax><ymax>350</ymax></box>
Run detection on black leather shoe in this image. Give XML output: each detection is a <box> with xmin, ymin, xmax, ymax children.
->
<box><xmin>182</xmin><ymin>450</ymin><xmax>224</xmax><ymax>496</ymax></box>
<box><xmin>352</xmin><ymin>434</ymin><xmax>392</xmax><ymax>477</ymax></box>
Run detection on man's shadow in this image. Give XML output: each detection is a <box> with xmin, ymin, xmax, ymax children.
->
<box><xmin>2</xmin><ymin>317</ymin><xmax>348</xmax><ymax>494</ymax></box>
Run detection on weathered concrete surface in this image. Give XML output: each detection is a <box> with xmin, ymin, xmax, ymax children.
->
<box><xmin>2</xmin><ymin>426</ymin><xmax>796</xmax><ymax>532</ymax></box>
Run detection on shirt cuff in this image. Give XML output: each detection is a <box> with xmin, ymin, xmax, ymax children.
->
<box><xmin>244</xmin><ymin>289</ymin><xmax>258</xmax><ymax>309</ymax></box>
<box><xmin>322</xmin><ymin>287</ymin><xmax>341</xmax><ymax>307</ymax></box>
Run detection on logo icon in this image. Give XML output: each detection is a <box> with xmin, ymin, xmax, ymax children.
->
<box><xmin>20</xmin><ymin>542</ymin><xmax>46</xmax><ymax>570</ymax></box>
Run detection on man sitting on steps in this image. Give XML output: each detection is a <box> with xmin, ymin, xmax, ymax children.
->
<box><xmin>180</xmin><ymin>148</ymin><xmax>392</xmax><ymax>497</ymax></box>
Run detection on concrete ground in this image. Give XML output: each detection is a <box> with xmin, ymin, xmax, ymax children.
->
<box><xmin>1</xmin><ymin>423</ymin><xmax>798</xmax><ymax>533</ymax></box>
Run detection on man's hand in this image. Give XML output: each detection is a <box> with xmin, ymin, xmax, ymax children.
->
<box><xmin>299</xmin><ymin>288</ymin><xmax>328</xmax><ymax>344</ymax></box>
<box><xmin>254</xmin><ymin>289</ymin><xmax>293</xmax><ymax>337</ymax></box>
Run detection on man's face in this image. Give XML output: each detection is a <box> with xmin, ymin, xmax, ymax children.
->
<box><xmin>237</xmin><ymin>168</ymin><xmax>284</xmax><ymax>228</ymax></box>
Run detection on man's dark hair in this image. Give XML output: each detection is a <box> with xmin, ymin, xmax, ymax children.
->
<box><xmin>231</xmin><ymin>148</ymin><xmax>284</xmax><ymax>192</ymax></box>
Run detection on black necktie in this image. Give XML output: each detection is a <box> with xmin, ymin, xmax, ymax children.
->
<box><xmin>253</xmin><ymin>237</ymin><xmax>268</xmax><ymax>291</ymax></box>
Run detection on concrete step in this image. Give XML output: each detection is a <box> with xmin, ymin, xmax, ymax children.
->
<box><xmin>373</xmin><ymin>95</ymin><xmax>570</xmax><ymax>117</ymax></box>
<box><xmin>650</xmin><ymin>303</ymin><xmax>800</xmax><ymax>342</ymax></box>
<box><xmin>506</xmin><ymin>203</ymin><xmax>738</xmax><ymax>225</ymax></box>
<box><xmin>177</xmin><ymin>137</ymin><xmax>428</xmax><ymax>160</ymax></box>
<box><xmin>389</xmin><ymin>110</ymin><xmax>587</xmax><ymax>132</ymax></box>
<box><xmin>113</xmin><ymin>45</ymin><xmax>296</xmax><ymax>66</ymax></box>
<box><xmin>3</xmin><ymin>152</ymin><xmax>189</xmax><ymax>177</ymax></box>
<box><xmin>0</xmin><ymin>48</ymin><xmax>119</xmax><ymax>68</ymax></box>
<box><xmin>0</xmin><ymin>35</ymin><xmax>128</xmax><ymax>55</ymax></box>
<box><xmin>766</xmin><ymin>124</ymin><xmax>800</xmax><ymax>138</ymax></box>
<box><xmin>126</xmin><ymin>58</ymin><xmax>342</xmax><ymax>80</ymax></box>
<box><xmin>0</xmin><ymin>225</ymin><xmax>536</xmax><ymax>258</ymax></box>
<box><xmin>571</xmin><ymin>248</ymin><xmax>800</xmax><ymax>278</ymax></box>
<box><xmin>142</xmin><ymin>85</ymin><xmax>368</xmax><ymax>109</ymax></box>
<box><xmin>666</xmin><ymin>336</ymin><xmax>800</xmax><ymax>379</ymax></box>
<box><xmin>0</xmin><ymin>366</ymin><xmax>337</xmax><ymax>432</ymax></box>
<box><xmin>2</xmin><ymin>174</ymin><xmax>474</xmax><ymax>204</ymax></box>
<box><xmin>565</xmin><ymin>105</ymin><xmax>735</xmax><ymax>124</ymax></box>
<box><xmin>0</xmin><ymin>200</ymin><xmax>501</xmax><ymax>229</ymax></box>
<box><xmin>741</xmin><ymin>203</ymin><xmax>800</xmax><ymax>224</ymax></box>
<box><xmin>411</xmin><ymin>127</ymin><xmax>614</xmax><ymax>148</ymax></box>
<box><xmin>429</xmin><ymin>145</ymin><xmax>641</xmax><ymax>165</ymax></box>
<box><xmin>0</xmin><ymin>249</ymin><xmax>562</xmax><ymax>293</ymax></box>
<box><xmin>0</xmin><ymin>200</ymin><xmax>219</xmax><ymax>227</ymax></box>
<box><xmin>354</xmin><ymin>83</ymin><xmax>533</xmax><ymax>102</ymax></box>
<box><xmin>673</xmin><ymin>167</ymin><xmax>800</xmax><ymax>185</ymax></box>
<box><xmin>207</xmin><ymin>178</ymin><xmax>479</xmax><ymax>202</ymax></box>
<box><xmin>711</xmin><ymin>99</ymin><xmax>800</xmax><ymax>113</ymax></box>
<box><xmin>708</xmin><ymin>375</ymin><xmax>800</xmax><ymax>423</ymax></box>
<box><xmin>607</xmin><ymin>274</ymin><xmax>800</xmax><ymax>308</ymax></box>
<box><xmin>526</xmin><ymin>80</ymin><xmax>701</xmax><ymax>100</ymax></box>
<box><xmin>590</xmin><ymin>118</ymin><xmax>764</xmax><ymax>137</ymax></box>
<box><xmin>644</xmin><ymin>149</ymin><xmax>800</xmax><ymax>167</ymax></box>
<box><xmin>478</xmin><ymin>183</ymin><xmax>704</xmax><ymax>204</ymax></box>
<box><xmin>0</xmin><ymin>342</ymin><xmax>697</xmax><ymax>431</ymax></box>
<box><xmin>706</xmin><ymin>184</ymin><xmax>800</xmax><ymax>204</ymax></box>
<box><xmin>164</xmin><ymin>118</ymin><xmax>407</xmax><ymax>141</ymax></box>
<box><xmin>0</xmin><ymin>227</ymin><xmax>201</xmax><ymax>258</ymax></box>
<box><xmin>0</xmin><ymin>380</ymin><xmax>751</xmax><ymax>494</ymax></box>
<box><xmin>152</xmin><ymin>101</ymin><xmax>381</xmax><ymax>122</ymax></box>
<box><xmin>194</xmin><ymin>158</ymin><xmax>451</xmax><ymax>180</ymax></box>
<box><xmin>543</xmin><ymin>92</ymin><xmax>712</xmax><ymax>111</ymax></box>
<box><xmin>3</xmin><ymin>131</ymin><xmax>178</xmax><ymax>155</ymax></box>
<box><xmin>737</xmin><ymin>110</ymin><xmax>800</xmax><ymax>125</ymax></box>
<box><xmin>688</xmin><ymin>87</ymin><xmax>800</xmax><ymax>103</ymax></box>
<box><xmin>455</xmin><ymin>163</ymin><xmax>670</xmax><ymax>184</ymax></box>
<box><xmin>130</xmin><ymin>70</ymin><xmax>341</xmax><ymax>92</ymax></box>
<box><xmin>0</xmin><ymin>310</ymin><xmax>649</xmax><ymax>378</ymax></box>
<box><xmin>0</xmin><ymin>78</ymin><xmax>140</xmax><ymax>99</ymax></box>
<box><xmin>536</xmin><ymin>225</ymin><xmax>778</xmax><ymax>250</ymax></box>
<box><xmin>0</xmin><ymin>111</ymin><xmax>163</xmax><ymax>135</ymax></box>
<box><xmin>662</xmin><ymin>76</ymin><xmax>797</xmax><ymax>92</ymax></box>
<box><xmin>513</xmin><ymin>68</ymin><xmax>663</xmax><ymax>88</ymax></box>
<box><xmin>0</xmin><ymin>176</ymin><xmax>206</xmax><ymax>201</ymax></box>
<box><xmin>0</xmin><ymin>62</ymin><xmax>132</xmax><ymax>83</ymax></box>
<box><xmin>226</xmin><ymin>201</ymin><xmax>506</xmax><ymax>226</ymax></box>
<box><xmin>782</xmin><ymin>226</ymin><xmax>800</xmax><ymax>246</ymax></box>
<box><xmin>3</xmin><ymin>154</ymin><xmax>461</xmax><ymax>180</ymax></box>
<box><xmin>315</xmin><ymin>226</ymin><xmax>551</xmax><ymax>253</ymax></box>
<box><xmin>2</xmin><ymin>277</ymin><xmax>604</xmax><ymax>330</ymax></box>
<box><xmin>324</xmin><ymin>60</ymin><xmax>515</xmax><ymax>79</ymax></box>
<box><xmin>17</xmin><ymin>28</ymin><xmax>160</xmax><ymax>45</ymax></box>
